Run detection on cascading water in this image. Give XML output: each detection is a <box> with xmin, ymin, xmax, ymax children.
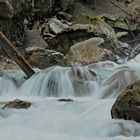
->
<box><xmin>19</xmin><ymin>66</ymin><xmax>101</xmax><ymax>97</ymax></box>
<box><xmin>0</xmin><ymin>56</ymin><xmax>140</xmax><ymax>140</ymax></box>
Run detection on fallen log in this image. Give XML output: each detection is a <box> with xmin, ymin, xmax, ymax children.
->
<box><xmin>0</xmin><ymin>31</ymin><xmax>35</xmax><ymax>78</ymax></box>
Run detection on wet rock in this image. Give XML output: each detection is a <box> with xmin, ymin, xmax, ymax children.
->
<box><xmin>111</xmin><ymin>80</ymin><xmax>140</xmax><ymax>123</ymax></box>
<box><xmin>101</xmin><ymin>69</ymin><xmax>140</xmax><ymax>98</ymax></box>
<box><xmin>87</xmin><ymin>61</ymin><xmax>118</xmax><ymax>69</ymax></box>
<box><xmin>25</xmin><ymin>49</ymin><xmax>68</xmax><ymax>69</ymax></box>
<box><xmin>2</xmin><ymin>99</ymin><xmax>31</xmax><ymax>109</ymax></box>
<box><xmin>69</xmin><ymin>66</ymin><xmax>103</xmax><ymax>96</ymax></box>
<box><xmin>65</xmin><ymin>37</ymin><xmax>117</xmax><ymax>64</ymax></box>
<box><xmin>58</xmin><ymin>99</ymin><xmax>73</xmax><ymax>102</ymax></box>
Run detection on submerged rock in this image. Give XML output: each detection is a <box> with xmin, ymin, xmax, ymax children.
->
<box><xmin>58</xmin><ymin>99</ymin><xmax>73</xmax><ymax>102</ymax></box>
<box><xmin>101</xmin><ymin>69</ymin><xmax>140</xmax><ymax>98</ymax></box>
<box><xmin>69</xmin><ymin>66</ymin><xmax>103</xmax><ymax>96</ymax></box>
<box><xmin>2</xmin><ymin>99</ymin><xmax>31</xmax><ymax>109</ymax></box>
<box><xmin>111</xmin><ymin>80</ymin><xmax>140</xmax><ymax>123</ymax></box>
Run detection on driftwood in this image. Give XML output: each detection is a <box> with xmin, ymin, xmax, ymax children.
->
<box><xmin>0</xmin><ymin>31</ymin><xmax>35</xmax><ymax>78</ymax></box>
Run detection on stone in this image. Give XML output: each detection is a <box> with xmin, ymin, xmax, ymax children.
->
<box><xmin>24</xmin><ymin>29</ymin><xmax>48</xmax><ymax>49</ymax></box>
<box><xmin>46</xmin><ymin>24</ymin><xmax>96</xmax><ymax>54</ymax></box>
<box><xmin>25</xmin><ymin>49</ymin><xmax>68</xmax><ymax>69</ymax></box>
<box><xmin>101</xmin><ymin>69</ymin><xmax>140</xmax><ymax>98</ymax></box>
<box><xmin>68</xmin><ymin>66</ymin><xmax>103</xmax><ymax>96</ymax></box>
<box><xmin>48</xmin><ymin>18</ymin><xmax>69</xmax><ymax>34</ymax></box>
<box><xmin>65</xmin><ymin>37</ymin><xmax>105</xmax><ymax>64</ymax></box>
<box><xmin>116</xmin><ymin>32</ymin><xmax>129</xmax><ymax>39</ymax></box>
<box><xmin>47</xmin><ymin>17</ymin><xmax>132</xmax><ymax>59</ymax></box>
<box><xmin>2</xmin><ymin>99</ymin><xmax>31</xmax><ymax>109</ymax></box>
<box><xmin>111</xmin><ymin>80</ymin><xmax>140</xmax><ymax>123</ymax></box>
<box><xmin>58</xmin><ymin>99</ymin><xmax>73</xmax><ymax>102</ymax></box>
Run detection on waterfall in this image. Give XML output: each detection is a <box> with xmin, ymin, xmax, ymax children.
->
<box><xmin>19</xmin><ymin>66</ymin><xmax>102</xmax><ymax>97</ymax></box>
<box><xmin>0</xmin><ymin>59</ymin><xmax>139</xmax><ymax>140</ymax></box>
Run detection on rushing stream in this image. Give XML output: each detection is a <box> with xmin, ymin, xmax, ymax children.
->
<box><xmin>0</xmin><ymin>55</ymin><xmax>140</xmax><ymax>140</ymax></box>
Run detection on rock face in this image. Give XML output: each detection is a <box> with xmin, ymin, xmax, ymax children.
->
<box><xmin>111</xmin><ymin>80</ymin><xmax>140</xmax><ymax>123</ymax></box>
<box><xmin>2</xmin><ymin>99</ymin><xmax>31</xmax><ymax>109</ymax></box>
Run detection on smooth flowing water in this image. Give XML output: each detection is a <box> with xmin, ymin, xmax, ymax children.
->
<box><xmin>0</xmin><ymin>55</ymin><xmax>140</xmax><ymax>140</ymax></box>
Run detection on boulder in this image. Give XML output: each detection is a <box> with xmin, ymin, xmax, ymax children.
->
<box><xmin>2</xmin><ymin>99</ymin><xmax>31</xmax><ymax>109</ymax></box>
<box><xmin>111</xmin><ymin>80</ymin><xmax>140</xmax><ymax>123</ymax></box>
<box><xmin>25</xmin><ymin>48</ymin><xmax>68</xmax><ymax>69</ymax></box>
<box><xmin>65</xmin><ymin>37</ymin><xmax>117</xmax><ymax>64</ymax></box>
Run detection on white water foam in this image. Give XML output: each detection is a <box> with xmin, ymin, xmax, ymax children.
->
<box><xmin>0</xmin><ymin>60</ymin><xmax>139</xmax><ymax>140</ymax></box>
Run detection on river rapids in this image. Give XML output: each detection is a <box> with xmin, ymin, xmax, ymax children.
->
<box><xmin>0</xmin><ymin>55</ymin><xmax>140</xmax><ymax>140</ymax></box>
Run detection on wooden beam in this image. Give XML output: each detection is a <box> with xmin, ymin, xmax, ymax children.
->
<box><xmin>0</xmin><ymin>31</ymin><xmax>35</xmax><ymax>78</ymax></box>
